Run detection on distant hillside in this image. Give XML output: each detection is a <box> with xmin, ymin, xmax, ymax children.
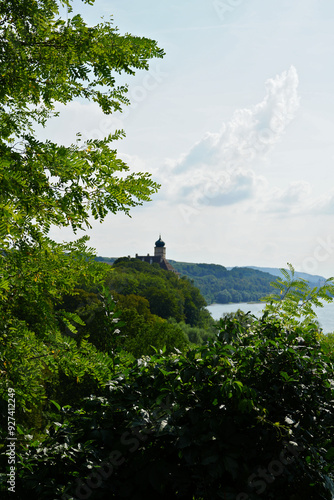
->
<box><xmin>95</xmin><ymin>256</ymin><xmax>117</xmax><ymax>265</ymax></box>
<box><xmin>95</xmin><ymin>257</ymin><xmax>327</xmax><ymax>305</ymax></box>
<box><xmin>247</xmin><ymin>266</ymin><xmax>327</xmax><ymax>287</ymax></box>
<box><xmin>169</xmin><ymin>261</ymin><xmax>274</xmax><ymax>304</ymax></box>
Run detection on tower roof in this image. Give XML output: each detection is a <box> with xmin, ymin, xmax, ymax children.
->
<box><xmin>155</xmin><ymin>235</ymin><xmax>165</xmax><ymax>247</ymax></box>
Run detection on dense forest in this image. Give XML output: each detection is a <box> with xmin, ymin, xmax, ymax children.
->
<box><xmin>95</xmin><ymin>258</ymin><xmax>326</xmax><ymax>305</ymax></box>
<box><xmin>94</xmin><ymin>258</ymin><xmax>277</xmax><ymax>304</ymax></box>
<box><xmin>1</xmin><ymin>1</ymin><xmax>334</xmax><ymax>499</ymax></box>
<box><xmin>60</xmin><ymin>257</ymin><xmax>216</xmax><ymax>360</ymax></box>
<box><xmin>169</xmin><ymin>261</ymin><xmax>274</xmax><ymax>304</ymax></box>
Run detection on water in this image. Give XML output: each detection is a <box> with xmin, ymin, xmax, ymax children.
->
<box><xmin>207</xmin><ymin>301</ymin><xmax>334</xmax><ymax>334</ymax></box>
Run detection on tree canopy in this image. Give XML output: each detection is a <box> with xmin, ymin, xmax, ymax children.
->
<box><xmin>12</xmin><ymin>295</ymin><xmax>334</xmax><ymax>499</ymax></box>
<box><xmin>170</xmin><ymin>261</ymin><xmax>274</xmax><ymax>304</ymax></box>
<box><xmin>109</xmin><ymin>258</ymin><xmax>211</xmax><ymax>326</ymax></box>
<box><xmin>0</xmin><ymin>0</ymin><xmax>163</xmax><ymax>247</ymax></box>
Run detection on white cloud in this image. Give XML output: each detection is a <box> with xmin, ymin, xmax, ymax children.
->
<box><xmin>174</xmin><ymin>168</ymin><xmax>266</xmax><ymax>208</ymax></box>
<box><xmin>308</xmin><ymin>191</ymin><xmax>334</xmax><ymax>215</ymax></box>
<box><xmin>159</xmin><ymin>66</ymin><xmax>300</xmax><ymax>208</ymax></box>
<box><xmin>262</xmin><ymin>181</ymin><xmax>312</xmax><ymax>214</ymax></box>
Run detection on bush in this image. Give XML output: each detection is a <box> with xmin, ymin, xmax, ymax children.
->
<box><xmin>320</xmin><ymin>332</ymin><xmax>334</xmax><ymax>361</ymax></box>
<box><xmin>168</xmin><ymin>318</ymin><xmax>217</xmax><ymax>345</ymax></box>
<box><xmin>11</xmin><ymin>312</ymin><xmax>334</xmax><ymax>499</ymax></box>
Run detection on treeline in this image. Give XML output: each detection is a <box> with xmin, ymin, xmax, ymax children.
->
<box><xmin>169</xmin><ymin>261</ymin><xmax>274</xmax><ymax>303</ymax></box>
<box><xmin>12</xmin><ymin>274</ymin><xmax>334</xmax><ymax>499</ymax></box>
<box><xmin>109</xmin><ymin>258</ymin><xmax>212</xmax><ymax>325</ymax></box>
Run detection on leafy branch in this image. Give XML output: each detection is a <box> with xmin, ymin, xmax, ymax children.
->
<box><xmin>262</xmin><ymin>262</ymin><xmax>334</xmax><ymax>329</ymax></box>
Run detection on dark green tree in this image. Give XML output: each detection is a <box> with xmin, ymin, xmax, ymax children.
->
<box><xmin>216</xmin><ymin>289</ymin><xmax>232</xmax><ymax>304</ymax></box>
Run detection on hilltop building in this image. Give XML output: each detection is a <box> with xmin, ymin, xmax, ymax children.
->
<box><xmin>135</xmin><ymin>236</ymin><xmax>179</xmax><ymax>274</ymax></box>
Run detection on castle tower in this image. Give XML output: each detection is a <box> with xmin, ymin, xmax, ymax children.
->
<box><xmin>154</xmin><ymin>235</ymin><xmax>166</xmax><ymax>260</ymax></box>
<box><xmin>135</xmin><ymin>235</ymin><xmax>178</xmax><ymax>275</ymax></box>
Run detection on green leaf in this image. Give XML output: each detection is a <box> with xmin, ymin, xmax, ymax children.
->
<box><xmin>325</xmin><ymin>447</ymin><xmax>334</xmax><ymax>461</ymax></box>
<box><xmin>50</xmin><ymin>400</ymin><xmax>61</xmax><ymax>411</ymax></box>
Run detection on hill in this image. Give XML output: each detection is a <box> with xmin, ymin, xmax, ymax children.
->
<box><xmin>94</xmin><ymin>257</ymin><xmax>327</xmax><ymax>305</ymax></box>
<box><xmin>64</xmin><ymin>257</ymin><xmax>217</xmax><ymax>356</ymax></box>
<box><xmin>247</xmin><ymin>266</ymin><xmax>326</xmax><ymax>287</ymax></box>
<box><xmin>95</xmin><ymin>256</ymin><xmax>117</xmax><ymax>265</ymax></box>
<box><xmin>107</xmin><ymin>257</ymin><xmax>211</xmax><ymax>326</ymax></box>
<box><xmin>168</xmin><ymin>261</ymin><xmax>274</xmax><ymax>304</ymax></box>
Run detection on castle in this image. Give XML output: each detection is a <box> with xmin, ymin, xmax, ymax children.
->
<box><xmin>135</xmin><ymin>236</ymin><xmax>179</xmax><ymax>274</ymax></box>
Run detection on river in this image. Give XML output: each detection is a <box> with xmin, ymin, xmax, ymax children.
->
<box><xmin>207</xmin><ymin>301</ymin><xmax>334</xmax><ymax>334</ymax></box>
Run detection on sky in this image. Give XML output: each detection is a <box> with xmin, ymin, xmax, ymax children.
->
<box><xmin>45</xmin><ymin>0</ymin><xmax>334</xmax><ymax>278</ymax></box>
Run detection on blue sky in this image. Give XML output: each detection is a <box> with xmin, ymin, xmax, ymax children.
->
<box><xmin>46</xmin><ymin>0</ymin><xmax>334</xmax><ymax>277</ymax></box>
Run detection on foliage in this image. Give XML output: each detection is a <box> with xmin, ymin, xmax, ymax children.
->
<box><xmin>2</xmin><ymin>2</ymin><xmax>334</xmax><ymax>497</ymax></box>
<box><xmin>123</xmin><ymin>319</ymin><xmax>189</xmax><ymax>358</ymax></box>
<box><xmin>0</xmin><ymin>313</ymin><xmax>116</xmax><ymax>431</ymax></box>
<box><xmin>0</xmin><ymin>239</ymin><xmax>115</xmax><ymax>416</ymax></box>
<box><xmin>10</xmin><ymin>310</ymin><xmax>334</xmax><ymax>499</ymax></box>
<box><xmin>97</xmin><ymin>284</ymin><xmax>126</xmax><ymax>373</ymax></box>
<box><xmin>0</xmin><ymin>0</ymin><xmax>164</xmax><ymax>434</ymax></box>
<box><xmin>219</xmin><ymin>308</ymin><xmax>256</xmax><ymax>334</ymax></box>
<box><xmin>107</xmin><ymin>258</ymin><xmax>213</xmax><ymax>327</ymax></box>
<box><xmin>262</xmin><ymin>263</ymin><xmax>334</xmax><ymax>331</ymax></box>
<box><xmin>170</xmin><ymin>261</ymin><xmax>274</xmax><ymax>304</ymax></box>
<box><xmin>320</xmin><ymin>333</ymin><xmax>334</xmax><ymax>362</ymax></box>
<box><xmin>1</xmin><ymin>236</ymin><xmax>100</xmax><ymax>332</ymax></box>
<box><xmin>114</xmin><ymin>293</ymin><xmax>190</xmax><ymax>357</ymax></box>
<box><xmin>59</xmin><ymin>287</ymin><xmax>191</xmax><ymax>358</ymax></box>
<box><xmin>167</xmin><ymin>317</ymin><xmax>217</xmax><ymax>345</ymax></box>
<box><xmin>0</xmin><ymin>0</ymin><xmax>163</xmax><ymax>247</ymax></box>
<box><xmin>95</xmin><ymin>256</ymin><xmax>117</xmax><ymax>265</ymax></box>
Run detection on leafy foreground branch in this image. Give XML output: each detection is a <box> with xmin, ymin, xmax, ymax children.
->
<box><xmin>0</xmin><ymin>0</ymin><xmax>163</xmax><ymax>247</ymax></box>
<box><xmin>262</xmin><ymin>262</ymin><xmax>334</xmax><ymax>329</ymax></box>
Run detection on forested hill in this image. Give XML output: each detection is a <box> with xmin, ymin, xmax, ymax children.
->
<box><xmin>168</xmin><ymin>261</ymin><xmax>274</xmax><ymax>304</ymax></box>
<box><xmin>248</xmin><ymin>266</ymin><xmax>326</xmax><ymax>287</ymax></box>
<box><xmin>106</xmin><ymin>257</ymin><xmax>212</xmax><ymax>327</ymax></box>
<box><xmin>94</xmin><ymin>257</ymin><xmax>276</xmax><ymax>304</ymax></box>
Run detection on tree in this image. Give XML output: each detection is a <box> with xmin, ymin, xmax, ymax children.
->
<box><xmin>216</xmin><ymin>288</ymin><xmax>232</xmax><ymax>304</ymax></box>
<box><xmin>0</xmin><ymin>0</ymin><xmax>164</xmax><ymax>428</ymax></box>
<box><xmin>0</xmin><ymin>0</ymin><xmax>163</xmax><ymax>248</ymax></box>
<box><xmin>108</xmin><ymin>258</ymin><xmax>214</xmax><ymax>328</ymax></box>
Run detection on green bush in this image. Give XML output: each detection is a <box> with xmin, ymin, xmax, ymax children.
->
<box><xmin>11</xmin><ymin>311</ymin><xmax>334</xmax><ymax>499</ymax></box>
<box><xmin>320</xmin><ymin>332</ymin><xmax>334</xmax><ymax>361</ymax></box>
<box><xmin>168</xmin><ymin>318</ymin><xmax>217</xmax><ymax>345</ymax></box>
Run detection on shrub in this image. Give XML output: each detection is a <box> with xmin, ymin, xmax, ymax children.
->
<box><xmin>11</xmin><ymin>312</ymin><xmax>334</xmax><ymax>499</ymax></box>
